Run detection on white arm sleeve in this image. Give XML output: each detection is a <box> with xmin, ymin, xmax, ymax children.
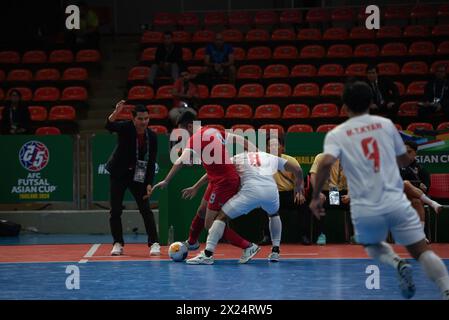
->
<box><xmin>323</xmin><ymin>131</ymin><xmax>341</xmax><ymax>159</ymax></box>
<box><xmin>390</xmin><ymin>121</ymin><xmax>407</xmax><ymax>156</ymax></box>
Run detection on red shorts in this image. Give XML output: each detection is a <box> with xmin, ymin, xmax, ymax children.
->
<box><xmin>203</xmin><ymin>176</ymin><xmax>240</xmax><ymax>211</ymax></box>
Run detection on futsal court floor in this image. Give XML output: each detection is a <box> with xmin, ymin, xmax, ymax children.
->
<box><xmin>1</xmin><ymin>234</ymin><xmax>448</xmax><ymax>300</ymax></box>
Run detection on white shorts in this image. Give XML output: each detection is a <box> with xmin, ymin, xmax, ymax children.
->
<box><xmin>221</xmin><ymin>185</ymin><xmax>279</xmax><ymax>219</ymax></box>
<box><xmin>352</xmin><ymin>204</ymin><xmax>425</xmax><ymax>246</ymax></box>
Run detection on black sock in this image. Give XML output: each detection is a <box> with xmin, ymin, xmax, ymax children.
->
<box><xmin>204</xmin><ymin>250</ymin><xmax>213</xmax><ymax>257</ymax></box>
<box><xmin>272</xmin><ymin>246</ymin><xmax>280</xmax><ymax>253</ymax></box>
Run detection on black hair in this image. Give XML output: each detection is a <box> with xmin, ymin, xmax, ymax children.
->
<box><xmin>177</xmin><ymin>110</ymin><xmax>196</xmax><ymax>127</ymax></box>
<box><xmin>132</xmin><ymin>104</ymin><xmax>149</xmax><ymax>117</ymax></box>
<box><xmin>9</xmin><ymin>89</ymin><xmax>22</xmax><ymax>99</ymax></box>
<box><xmin>266</xmin><ymin>132</ymin><xmax>285</xmax><ymax>146</ymax></box>
<box><xmin>404</xmin><ymin>140</ymin><xmax>418</xmax><ymax>151</ymax></box>
<box><xmin>342</xmin><ymin>81</ymin><xmax>373</xmax><ymax>114</ymax></box>
<box><xmin>367</xmin><ymin>64</ymin><xmax>377</xmax><ymax>72</ymax></box>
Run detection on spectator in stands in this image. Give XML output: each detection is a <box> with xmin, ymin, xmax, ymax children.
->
<box><xmin>204</xmin><ymin>33</ymin><xmax>236</xmax><ymax>84</ymax></box>
<box><xmin>365</xmin><ymin>65</ymin><xmax>399</xmax><ymax>121</ymax></box>
<box><xmin>149</xmin><ymin>31</ymin><xmax>182</xmax><ymax>86</ymax></box>
<box><xmin>66</xmin><ymin>1</ymin><xmax>100</xmax><ymax>48</ymax></box>
<box><xmin>105</xmin><ymin>101</ymin><xmax>160</xmax><ymax>257</ymax></box>
<box><xmin>0</xmin><ymin>89</ymin><xmax>30</xmax><ymax>134</ymax></box>
<box><xmin>309</xmin><ymin>153</ymin><xmax>349</xmax><ymax>245</ymax></box>
<box><xmin>418</xmin><ymin>64</ymin><xmax>449</xmax><ymax>120</ymax></box>
<box><xmin>169</xmin><ymin>71</ymin><xmax>199</xmax><ymax>125</ymax></box>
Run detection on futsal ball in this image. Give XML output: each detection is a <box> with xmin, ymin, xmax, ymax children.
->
<box><xmin>168</xmin><ymin>241</ymin><xmax>188</xmax><ymax>262</ymax></box>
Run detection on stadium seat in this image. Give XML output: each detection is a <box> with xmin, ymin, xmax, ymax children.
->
<box><xmin>321</xmin><ymin>83</ymin><xmax>344</xmax><ymax>96</ymax></box>
<box><xmin>318</xmin><ymin>64</ymin><xmax>344</xmax><ymax>76</ymax></box>
<box><xmin>306</xmin><ymin>8</ymin><xmax>330</xmax><ymax>23</ymax></box>
<box><xmin>127</xmin><ymin>86</ymin><xmax>154</xmax><ymax>100</ymax></box>
<box><xmin>225</xmin><ymin>104</ymin><xmax>253</xmax><ymax>118</ymax></box>
<box><xmin>205</xmin><ymin>124</ymin><xmax>226</xmax><ymax>131</ymax></box>
<box><xmin>287</xmin><ymin>124</ymin><xmax>313</xmax><ymax>133</ymax></box>
<box><xmin>323</xmin><ymin>27</ymin><xmax>348</xmax><ymax>40</ymax></box>
<box><xmin>197</xmin><ymin>85</ymin><xmax>209</xmax><ymax>99</ymax></box>
<box><xmin>35</xmin><ymin>68</ymin><xmax>61</xmax><ymax>81</ymax></box>
<box><xmin>271</xmin><ymin>29</ymin><xmax>296</xmax><ymax>41</ymax></box>
<box><xmin>394</xmin><ymin>123</ymin><xmax>403</xmax><ymax>131</ymax></box>
<box><xmin>153</xmin><ymin>13</ymin><xmax>177</xmax><ymax>27</ymax></box>
<box><xmin>128</xmin><ymin>66</ymin><xmax>150</xmax><ymax>81</ymax></box>
<box><xmin>259</xmin><ymin>124</ymin><xmax>285</xmax><ymax>135</ymax></box>
<box><xmin>233</xmin><ymin>47</ymin><xmax>246</xmax><ymax>61</ymax></box>
<box><xmin>316</xmin><ymin>124</ymin><xmax>337</xmax><ymax>132</ymax></box>
<box><xmin>187</xmin><ymin>66</ymin><xmax>206</xmax><ymax>75</ymax></box>
<box><xmin>398</xmin><ymin>101</ymin><xmax>418</xmax><ymax>116</ymax></box>
<box><xmin>431</xmin><ymin>60</ymin><xmax>449</xmax><ymax>72</ymax></box>
<box><xmin>432</xmin><ymin>25</ymin><xmax>449</xmax><ymax>36</ymax></box>
<box><xmin>49</xmin><ymin>50</ymin><xmax>74</xmax><ymax>63</ymax></box>
<box><xmin>33</xmin><ymin>87</ymin><xmax>60</xmax><ymax>102</ymax></box>
<box><xmin>300</xmin><ymin>45</ymin><xmax>325</xmax><ymax>58</ymax></box>
<box><xmin>204</xmin><ymin>12</ymin><xmax>226</xmax><ymax>26</ymax></box>
<box><xmin>406</xmin><ymin>81</ymin><xmax>427</xmax><ymax>95</ymax></box>
<box><xmin>76</xmin><ymin>49</ymin><xmax>101</xmax><ymax>62</ymax></box>
<box><xmin>146</xmin><ymin>105</ymin><xmax>168</xmax><ymax>119</ymax></box>
<box><xmin>172</xmin><ymin>31</ymin><xmax>191</xmax><ymax>43</ymax></box>
<box><xmin>238</xmin><ymin>83</ymin><xmax>264</xmax><ymax>98</ymax></box>
<box><xmin>192</xmin><ymin>30</ymin><xmax>215</xmax><ymax>43</ymax></box>
<box><xmin>327</xmin><ymin>44</ymin><xmax>352</xmax><ymax>58</ymax></box>
<box><xmin>156</xmin><ymin>85</ymin><xmax>174</xmax><ymax>99</ymax></box>
<box><xmin>280</xmin><ymin>10</ymin><xmax>302</xmax><ymax>24</ymax></box>
<box><xmin>28</xmin><ymin>106</ymin><xmax>48</xmax><ymax>121</ymax></box>
<box><xmin>437</xmin><ymin>122</ymin><xmax>449</xmax><ymax>130</ymax></box>
<box><xmin>383</xmin><ymin>6</ymin><xmax>410</xmax><ymax>21</ymax></box>
<box><xmin>377</xmin><ymin>62</ymin><xmax>400</xmax><ymax>76</ymax></box>
<box><xmin>211</xmin><ymin>84</ymin><xmax>236</xmax><ymax>98</ymax></box>
<box><xmin>0</xmin><ymin>70</ymin><xmax>4</xmax><ymax>82</ymax></box>
<box><xmin>438</xmin><ymin>4</ymin><xmax>449</xmax><ymax>18</ymax></box>
<box><xmin>222</xmin><ymin>29</ymin><xmax>243</xmax><ymax>42</ymax></box>
<box><xmin>0</xmin><ymin>89</ymin><xmax>3</xmax><ymax>101</ymax></box>
<box><xmin>148</xmin><ymin>125</ymin><xmax>168</xmax><ymax>134</ymax></box>
<box><xmin>246</xmin><ymin>29</ymin><xmax>270</xmax><ymax>42</ymax></box>
<box><xmin>273</xmin><ymin>46</ymin><xmax>298</xmax><ymax>59</ymax></box>
<box><xmin>297</xmin><ymin>28</ymin><xmax>322</xmax><ymax>40</ymax></box>
<box><xmin>48</xmin><ymin>105</ymin><xmax>76</xmax><ymax>121</ymax></box>
<box><xmin>254</xmin><ymin>104</ymin><xmax>281</xmax><ymax>119</ymax></box>
<box><xmin>345</xmin><ymin>63</ymin><xmax>368</xmax><ymax>76</ymax></box>
<box><xmin>283</xmin><ymin>104</ymin><xmax>310</xmax><ymax>119</ymax></box>
<box><xmin>410</xmin><ymin>5</ymin><xmax>436</xmax><ymax>19</ymax></box>
<box><xmin>35</xmin><ymin>126</ymin><xmax>61</xmax><ymax>135</ymax></box>
<box><xmin>354</xmin><ymin>44</ymin><xmax>379</xmax><ymax>57</ymax></box>
<box><xmin>403</xmin><ymin>25</ymin><xmax>430</xmax><ymax>38</ymax></box>
<box><xmin>198</xmin><ymin>105</ymin><xmax>225</xmax><ymax>119</ymax></box>
<box><xmin>339</xmin><ymin>105</ymin><xmax>348</xmax><ymax>117</ymax></box>
<box><xmin>311</xmin><ymin>103</ymin><xmax>339</xmax><ymax>118</ymax></box>
<box><xmin>263</xmin><ymin>64</ymin><xmax>289</xmax><ymax>78</ymax></box>
<box><xmin>237</xmin><ymin>65</ymin><xmax>262</xmax><ymax>79</ymax></box>
<box><xmin>177</xmin><ymin>13</ymin><xmax>200</xmax><ymax>27</ymax></box>
<box><xmin>331</xmin><ymin>8</ymin><xmax>354</xmax><ymax>22</ymax></box>
<box><xmin>406</xmin><ymin>122</ymin><xmax>433</xmax><ymax>131</ymax></box>
<box><xmin>290</xmin><ymin>64</ymin><xmax>317</xmax><ymax>77</ymax></box>
<box><xmin>437</xmin><ymin>41</ymin><xmax>449</xmax><ymax>55</ymax></box>
<box><xmin>0</xmin><ymin>51</ymin><xmax>20</xmax><ymax>64</ymax></box>
<box><xmin>247</xmin><ymin>46</ymin><xmax>272</xmax><ymax>60</ymax></box>
<box><xmin>394</xmin><ymin>81</ymin><xmax>405</xmax><ymax>96</ymax></box>
<box><xmin>293</xmin><ymin>83</ymin><xmax>319</xmax><ymax>97</ymax></box>
<box><xmin>428</xmin><ymin>174</ymin><xmax>449</xmax><ymax>199</ymax></box>
<box><xmin>141</xmin><ymin>31</ymin><xmax>163</xmax><ymax>44</ymax></box>
<box><xmin>231</xmin><ymin>124</ymin><xmax>255</xmax><ymax>132</ymax></box>
<box><xmin>7</xmin><ymin>87</ymin><xmax>33</xmax><ymax>101</ymax></box>
<box><xmin>254</xmin><ymin>11</ymin><xmax>278</xmax><ymax>25</ymax></box>
<box><xmin>7</xmin><ymin>69</ymin><xmax>33</xmax><ymax>82</ymax></box>
<box><xmin>401</xmin><ymin>61</ymin><xmax>428</xmax><ymax>75</ymax></box>
<box><xmin>408</xmin><ymin>41</ymin><xmax>435</xmax><ymax>56</ymax></box>
<box><xmin>193</xmin><ymin>48</ymin><xmax>206</xmax><ymax>61</ymax></box>
<box><xmin>22</xmin><ymin>50</ymin><xmax>47</xmax><ymax>64</ymax></box>
<box><xmin>115</xmin><ymin>104</ymin><xmax>134</xmax><ymax>120</ymax></box>
<box><xmin>349</xmin><ymin>26</ymin><xmax>376</xmax><ymax>39</ymax></box>
<box><xmin>61</xmin><ymin>87</ymin><xmax>88</xmax><ymax>102</ymax></box>
<box><xmin>182</xmin><ymin>48</ymin><xmax>192</xmax><ymax>61</ymax></box>
<box><xmin>229</xmin><ymin>11</ymin><xmax>251</xmax><ymax>26</ymax></box>
<box><xmin>140</xmin><ymin>48</ymin><xmax>157</xmax><ymax>61</ymax></box>
<box><xmin>265</xmin><ymin>84</ymin><xmax>291</xmax><ymax>97</ymax></box>
<box><xmin>62</xmin><ymin>68</ymin><xmax>88</xmax><ymax>81</ymax></box>
<box><xmin>380</xmin><ymin>43</ymin><xmax>407</xmax><ymax>56</ymax></box>
<box><xmin>376</xmin><ymin>26</ymin><xmax>402</xmax><ymax>38</ymax></box>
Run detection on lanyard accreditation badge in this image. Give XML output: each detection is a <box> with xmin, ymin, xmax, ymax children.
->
<box><xmin>133</xmin><ymin>130</ymin><xmax>150</xmax><ymax>183</ymax></box>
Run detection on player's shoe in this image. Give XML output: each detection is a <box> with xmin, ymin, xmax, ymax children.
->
<box><xmin>316</xmin><ymin>233</ymin><xmax>326</xmax><ymax>246</ymax></box>
<box><xmin>397</xmin><ymin>260</ymin><xmax>416</xmax><ymax>299</ymax></box>
<box><xmin>239</xmin><ymin>243</ymin><xmax>261</xmax><ymax>264</ymax></box>
<box><xmin>111</xmin><ymin>243</ymin><xmax>123</xmax><ymax>256</ymax></box>
<box><xmin>268</xmin><ymin>251</ymin><xmax>280</xmax><ymax>262</ymax></box>
<box><xmin>150</xmin><ymin>242</ymin><xmax>161</xmax><ymax>256</ymax></box>
<box><xmin>186</xmin><ymin>251</ymin><xmax>214</xmax><ymax>265</ymax></box>
<box><xmin>184</xmin><ymin>240</ymin><xmax>200</xmax><ymax>251</ymax></box>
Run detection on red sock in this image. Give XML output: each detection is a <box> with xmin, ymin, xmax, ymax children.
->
<box><xmin>223</xmin><ymin>226</ymin><xmax>250</xmax><ymax>249</ymax></box>
<box><xmin>188</xmin><ymin>214</ymin><xmax>204</xmax><ymax>244</ymax></box>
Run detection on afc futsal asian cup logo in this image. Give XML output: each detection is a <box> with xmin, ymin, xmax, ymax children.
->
<box><xmin>18</xmin><ymin>141</ymin><xmax>50</xmax><ymax>172</ymax></box>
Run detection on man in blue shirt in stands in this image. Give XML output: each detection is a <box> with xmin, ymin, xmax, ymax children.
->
<box><xmin>204</xmin><ymin>33</ymin><xmax>236</xmax><ymax>84</ymax></box>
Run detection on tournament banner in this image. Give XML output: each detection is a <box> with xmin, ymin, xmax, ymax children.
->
<box><xmin>0</xmin><ymin>135</ymin><xmax>74</xmax><ymax>203</ymax></box>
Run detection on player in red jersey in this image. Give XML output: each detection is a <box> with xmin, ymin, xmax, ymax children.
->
<box><xmin>150</xmin><ymin>111</ymin><xmax>261</xmax><ymax>263</ymax></box>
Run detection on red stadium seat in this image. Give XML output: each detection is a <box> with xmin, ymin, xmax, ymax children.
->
<box><xmin>192</xmin><ymin>30</ymin><xmax>215</xmax><ymax>43</ymax></box>
<box><xmin>62</xmin><ymin>68</ymin><xmax>88</xmax><ymax>81</ymax></box>
<box><xmin>271</xmin><ymin>29</ymin><xmax>296</xmax><ymax>41</ymax></box>
<box><xmin>193</xmin><ymin>48</ymin><xmax>206</xmax><ymax>61</ymax></box>
<box><xmin>377</xmin><ymin>62</ymin><xmax>400</xmax><ymax>76</ymax></box>
<box><xmin>432</xmin><ymin>25</ymin><xmax>449</xmax><ymax>36</ymax></box>
<box><xmin>225</xmin><ymin>104</ymin><xmax>253</xmax><ymax>119</ymax></box>
<box><xmin>406</xmin><ymin>122</ymin><xmax>433</xmax><ymax>131</ymax></box>
<box><xmin>254</xmin><ymin>104</ymin><xmax>281</xmax><ymax>119</ymax></box>
<box><xmin>316</xmin><ymin>124</ymin><xmax>337</xmax><ymax>132</ymax></box>
<box><xmin>61</xmin><ymin>87</ymin><xmax>86</xmax><ymax>102</ymax></box>
<box><xmin>22</xmin><ymin>50</ymin><xmax>47</xmax><ymax>64</ymax></box>
<box><xmin>311</xmin><ymin>104</ymin><xmax>338</xmax><ymax>118</ymax></box>
<box><xmin>410</xmin><ymin>5</ymin><xmax>436</xmax><ymax>19</ymax></box>
<box><xmin>146</xmin><ymin>105</ymin><xmax>168</xmax><ymax>119</ymax></box>
<box><xmin>76</xmin><ymin>49</ymin><xmax>101</xmax><ymax>62</ymax></box>
<box><xmin>327</xmin><ymin>44</ymin><xmax>352</xmax><ymax>58</ymax></box>
<box><xmin>140</xmin><ymin>48</ymin><xmax>157</xmax><ymax>61</ymax></box>
<box><xmin>33</xmin><ymin>87</ymin><xmax>60</xmax><ymax>102</ymax></box>
<box><xmin>233</xmin><ymin>47</ymin><xmax>246</xmax><ymax>61</ymax></box>
<box><xmin>238</xmin><ymin>83</ymin><xmax>264</xmax><ymax>98</ymax></box>
<box><xmin>7</xmin><ymin>87</ymin><xmax>33</xmax><ymax>101</ymax></box>
<box><xmin>211</xmin><ymin>84</ymin><xmax>236</xmax><ymax>98</ymax></box>
<box><xmin>406</xmin><ymin>81</ymin><xmax>427</xmax><ymax>95</ymax></box>
<box><xmin>323</xmin><ymin>27</ymin><xmax>348</xmax><ymax>40</ymax></box>
<box><xmin>259</xmin><ymin>124</ymin><xmax>285</xmax><ymax>135</ymax></box>
<box><xmin>0</xmin><ymin>51</ymin><xmax>20</xmax><ymax>64</ymax></box>
<box><xmin>198</xmin><ymin>105</ymin><xmax>225</xmax><ymax>119</ymax></box>
<box><xmin>297</xmin><ymin>28</ymin><xmax>321</xmax><ymax>40</ymax></box>
<box><xmin>204</xmin><ymin>12</ymin><xmax>226</xmax><ymax>26</ymax></box>
<box><xmin>153</xmin><ymin>13</ymin><xmax>177</xmax><ymax>27</ymax></box>
<box><xmin>148</xmin><ymin>125</ymin><xmax>168</xmax><ymax>134</ymax></box>
<box><xmin>141</xmin><ymin>31</ymin><xmax>163</xmax><ymax>44</ymax></box>
<box><xmin>300</xmin><ymin>45</ymin><xmax>325</xmax><ymax>58</ymax></box>
<box><xmin>237</xmin><ymin>65</ymin><xmax>262</xmax><ymax>79</ymax></box>
<box><xmin>265</xmin><ymin>84</ymin><xmax>291</xmax><ymax>97</ymax></box>
<box><xmin>116</xmin><ymin>104</ymin><xmax>134</xmax><ymax>120</ymax></box>
<box><xmin>384</xmin><ymin>6</ymin><xmax>410</xmax><ymax>20</ymax></box>
<box><xmin>306</xmin><ymin>8</ymin><xmax>330</xmax><ymax>23</ymax></box>
<box><xmin>254</xmin><ymin>11</ymin><xmax>278</xmax><ymax>25</ymax></box>
<box><xmin>263</xmin><ymin>64</ymin><xmax>289</xmax><ymax>78</ymax></box>
<box><xmin>156</xmin><ymin>85</ymin><xmax>174</xmax><ymax>99</ymax></box>
<box><xmin>331</xmin><ymin>8</ymin><xmax>354</xmax><ymax>22</ymax></box>
<box><xmin>280</xmin><ymin>10</ymin><xmax>302</xmax><ymax>24</ymax></box>
<box><xmin>197</xmin><ymin>85</ymin><xmax>209</xmax><ymax>99</ymax></box>
<box><xmin>177</xmin><ymin>13</ymin><xmax>199</xmax><ymax>27</ymax></box>
<box><xmin>35</xmin><ymin>126</ymin><xmax>61</xmax><ymax>135</ymax></box>
<box><xmin>431</xmin><ymin>60</ymin><xmax>449</xmax><ymax>72</ymax></box>
<box><xmin>0</xmin><ymin>70</ymin><xmax>4</xmax><ymax>82</ymax></box>
<box><xmin>428</xmin><ymin>174</ymin><xmax>449</xmax><ymax>199</ymax></box>
<box><xmin>128</xmin><ymin>66</ymin><xmax>150</xmax><ymax>81</ymax></box>
<box><xmin>376</xmin><ymin>26</ymin><xmax>402</xmax><ymax>39</ymax></box>
<box><xmin>229</xmin><ymin>11</ymin><xmax>251</xmax><ymax>26</ymax></box>
<box><xmin>401</xmin><ymin>61</ymin><xmax>428</xmax><ymax>75</ymax></box>
<box><xmin>0</xmin><ymin>89</ymin><xmax>3</xmax><ymax>101</ymax></box>
<box><xmin>182</xmin><ymin>48</ymin><xmax>192</xmax><ymax>61</ymax></box>
<box><xmin>222</xmin><ymin>29</ymin><xmax>243</xmax><ymax>42</ymax></box>
<box><xmin>246</xmin><ymin>29</ymin><xmax>270</xmax><ymax>42</ymax></box>
<box><xmin>398</xmin><ymin>101</ymin><xmax>418</xmax><ymax>117</ymax></box>
<box><xmin>127</xmin><ymin>86</ymin><xmax>154</xmax><ymax>100</ymax></box>
<box><xmin>293</xmin><ymin>83</ymin><xmax>319</xmax><ymax>97</ymax></box>
<box><xmin>321</xmin><ymin>83</ymin><xmax>344</xmax><ymax>96</ymax></box>
<box><xmin>345</xmin><ymin>63</ymin><xmax>368</xmax><ymax>76</ymax></box>
<box><xmin>35</xmin><ymin>68</ymin><xmax>61</xmax><ymax>81</ymax></box>
<box><xmin>354</xmin><ymin>44</ymin><xmax>379</xmax><ymax>57</ymax></box>
<box><xmin>205</xmin><ymin>124</ymin><xmax>226</xmax><ymax>131</ymax></box>
<box><xmin>231</xmin><ymin>124</ymin><xmax>255</xmax><ymax>132</ymax></box>
<box><xmin>7</xmin><ymin>69</ymin><xmax>33</xmax><ymax>82</ymax></box>
<box><xmin>381</xmin><ymin>43</ymin><xmax>407</xmax><ymax>56</ymax></box>
<box><xmin>349</xmin><ymin>26</ymin><xmax>375</xmax><ymax>39</ymax></box>
<box><xmin>394</xmin><ymin>124</ymin><xmax>403</xmax><ymax>131</ymax></box>
<box><xmin>287</xmin><ymin>124</ymin><xmax>313</xmax><ymax>133</ymax></box>
<box><xmin>437</xmin><ymin>41</ymin><xmax>449</xmax><ymax>55</ymax></box>
<box><xmin>409</xmin><ymin>41</ymin><xmax>435</xmax><ymax>56</ymax></box>
<box><xmin>394</xmin><ymin>81</ymin><xmax>405</xmax><ymax>96</ymax></box>
<box><xmin>283</xmin><ymin>104</ymin><xmax>310</xmax><ymax>119</ymax></box>
<box><xmin>28</xmin><ymin>106</ymin><xmax>48</xmax><ymax>121</ymax></box>
<box><xmin>49</xmin><ymin>50</ymin><xmax>74</xmax><ymax>63</ymax></box>
<box><xmin>318</xmin><ymin>64</ymin><xmax>344</xmax><ymax>76</ymax></box>
<box><xmin>247</xmin><ymin>46</ymin><xmax>272</xmax><ymax>60</ymax></box>
<box><xmin>290</xmin><ymin>64</ymin><xmax>317</xmax><ymax>77</ymax></box>
<box><xmin>273</xmin><ymin>46</ymin><xmax>298</xmax><ymax>59</ymax></box>
<box><xmin>340</xmin><ymin>105</ymin><xmax>348</xmax><ymax>117</ymax></box>
<box><xmin>172</xmin><ymin>31</ymin><xmax>191</xmax><ymax>43</ymax></box>
<box><xmin>403</xmin><ymin>25</ymin><xmax>430</xmax><ymax>38</ymax></box>
<box><xmin>48</xmin><ymin>105</ymin><xmax>76</xmax><ymax>121</ymax></box>
<box><xmin>438</xmin><ymin>4</ymin><xmax>449</xmax><ymax>17</ymax></box>
<box><xmin>437</xmin><ymin>122</ymin><xmax>449</xmax><ymax>130</ymax></box>
<box><xmin>187</xmin><ymin>66</ymin><xmax>206</xmax><ymax>75</ymax></box>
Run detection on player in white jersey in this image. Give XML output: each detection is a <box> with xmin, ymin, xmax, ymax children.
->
<box><xmin>182</xmin><ymin>151</ymin><xmax>304</xmax><ymax>264</ymax></box>
<box><xmin>309</xmin><ymin>81</ymin><xmax>449</xmax><ymax>300</ymax></box>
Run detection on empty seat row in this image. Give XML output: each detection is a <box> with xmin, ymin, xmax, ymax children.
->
<box><xmin>0</xmin><ymin>49</ymin><xmax>101</xmax><ymax>64</ymax></box>
<box><xmin>0</xmin><ymin>105</ymin><xmax>76</xmax><ymax>121</ymax></box>
<box><xmin>0</xmin><ymin>86</ymin><xmax>88</xmax><ymax>101</ymax></box>
<box><xmin>0</xmin><ymin>67</ymin><xmax>88</xmax><ymax>82</ymax></box>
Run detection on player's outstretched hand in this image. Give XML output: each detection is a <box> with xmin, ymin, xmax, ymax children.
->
<box><xmin>309</xmin><ymin>198</ymin><xmax>325</xmax><ymax>220</ymax></box>
<box><xmin>181</xmin><ymin>186</ymin><xmax>198</xmax><ymax>200</ymax></box>
<box><xmin>294</xmin><ymin>192</ymin><xmax>305</xmax><ymax>205</ymax></box>
<box><xmin>143</xmin><ymin>184</ymin><xmax>154</xmax><ymax>200</ymax></box>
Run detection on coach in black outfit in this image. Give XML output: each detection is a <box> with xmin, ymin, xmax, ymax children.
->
<box><xmin>106</xmin><ymin>100</ymin><xmax>160</xmax><ymax>256</ymax></box>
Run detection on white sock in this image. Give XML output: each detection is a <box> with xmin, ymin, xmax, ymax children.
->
<box><xmin>365</xmin><ymin>242</ymin><xmax>402</xmax><ymax>269</ymax></box>
<box><xmin>418</xmin><ymin>250</ymin><xmax>449</xmax><ymax>298</ymax></box>
<box><xmin>205</xmin><ymin>220</ymin><xmax>226</xmax><ymax>254</ymax></box>
<box><xmin>420</xmin><ymin>194</ymin><xmax>442</xmax><ymax>212</ymax></box>
<box><xmin>269</xmin><ymin>215</ymin><xmax>282</xmax><ymax>248</ymax></box>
